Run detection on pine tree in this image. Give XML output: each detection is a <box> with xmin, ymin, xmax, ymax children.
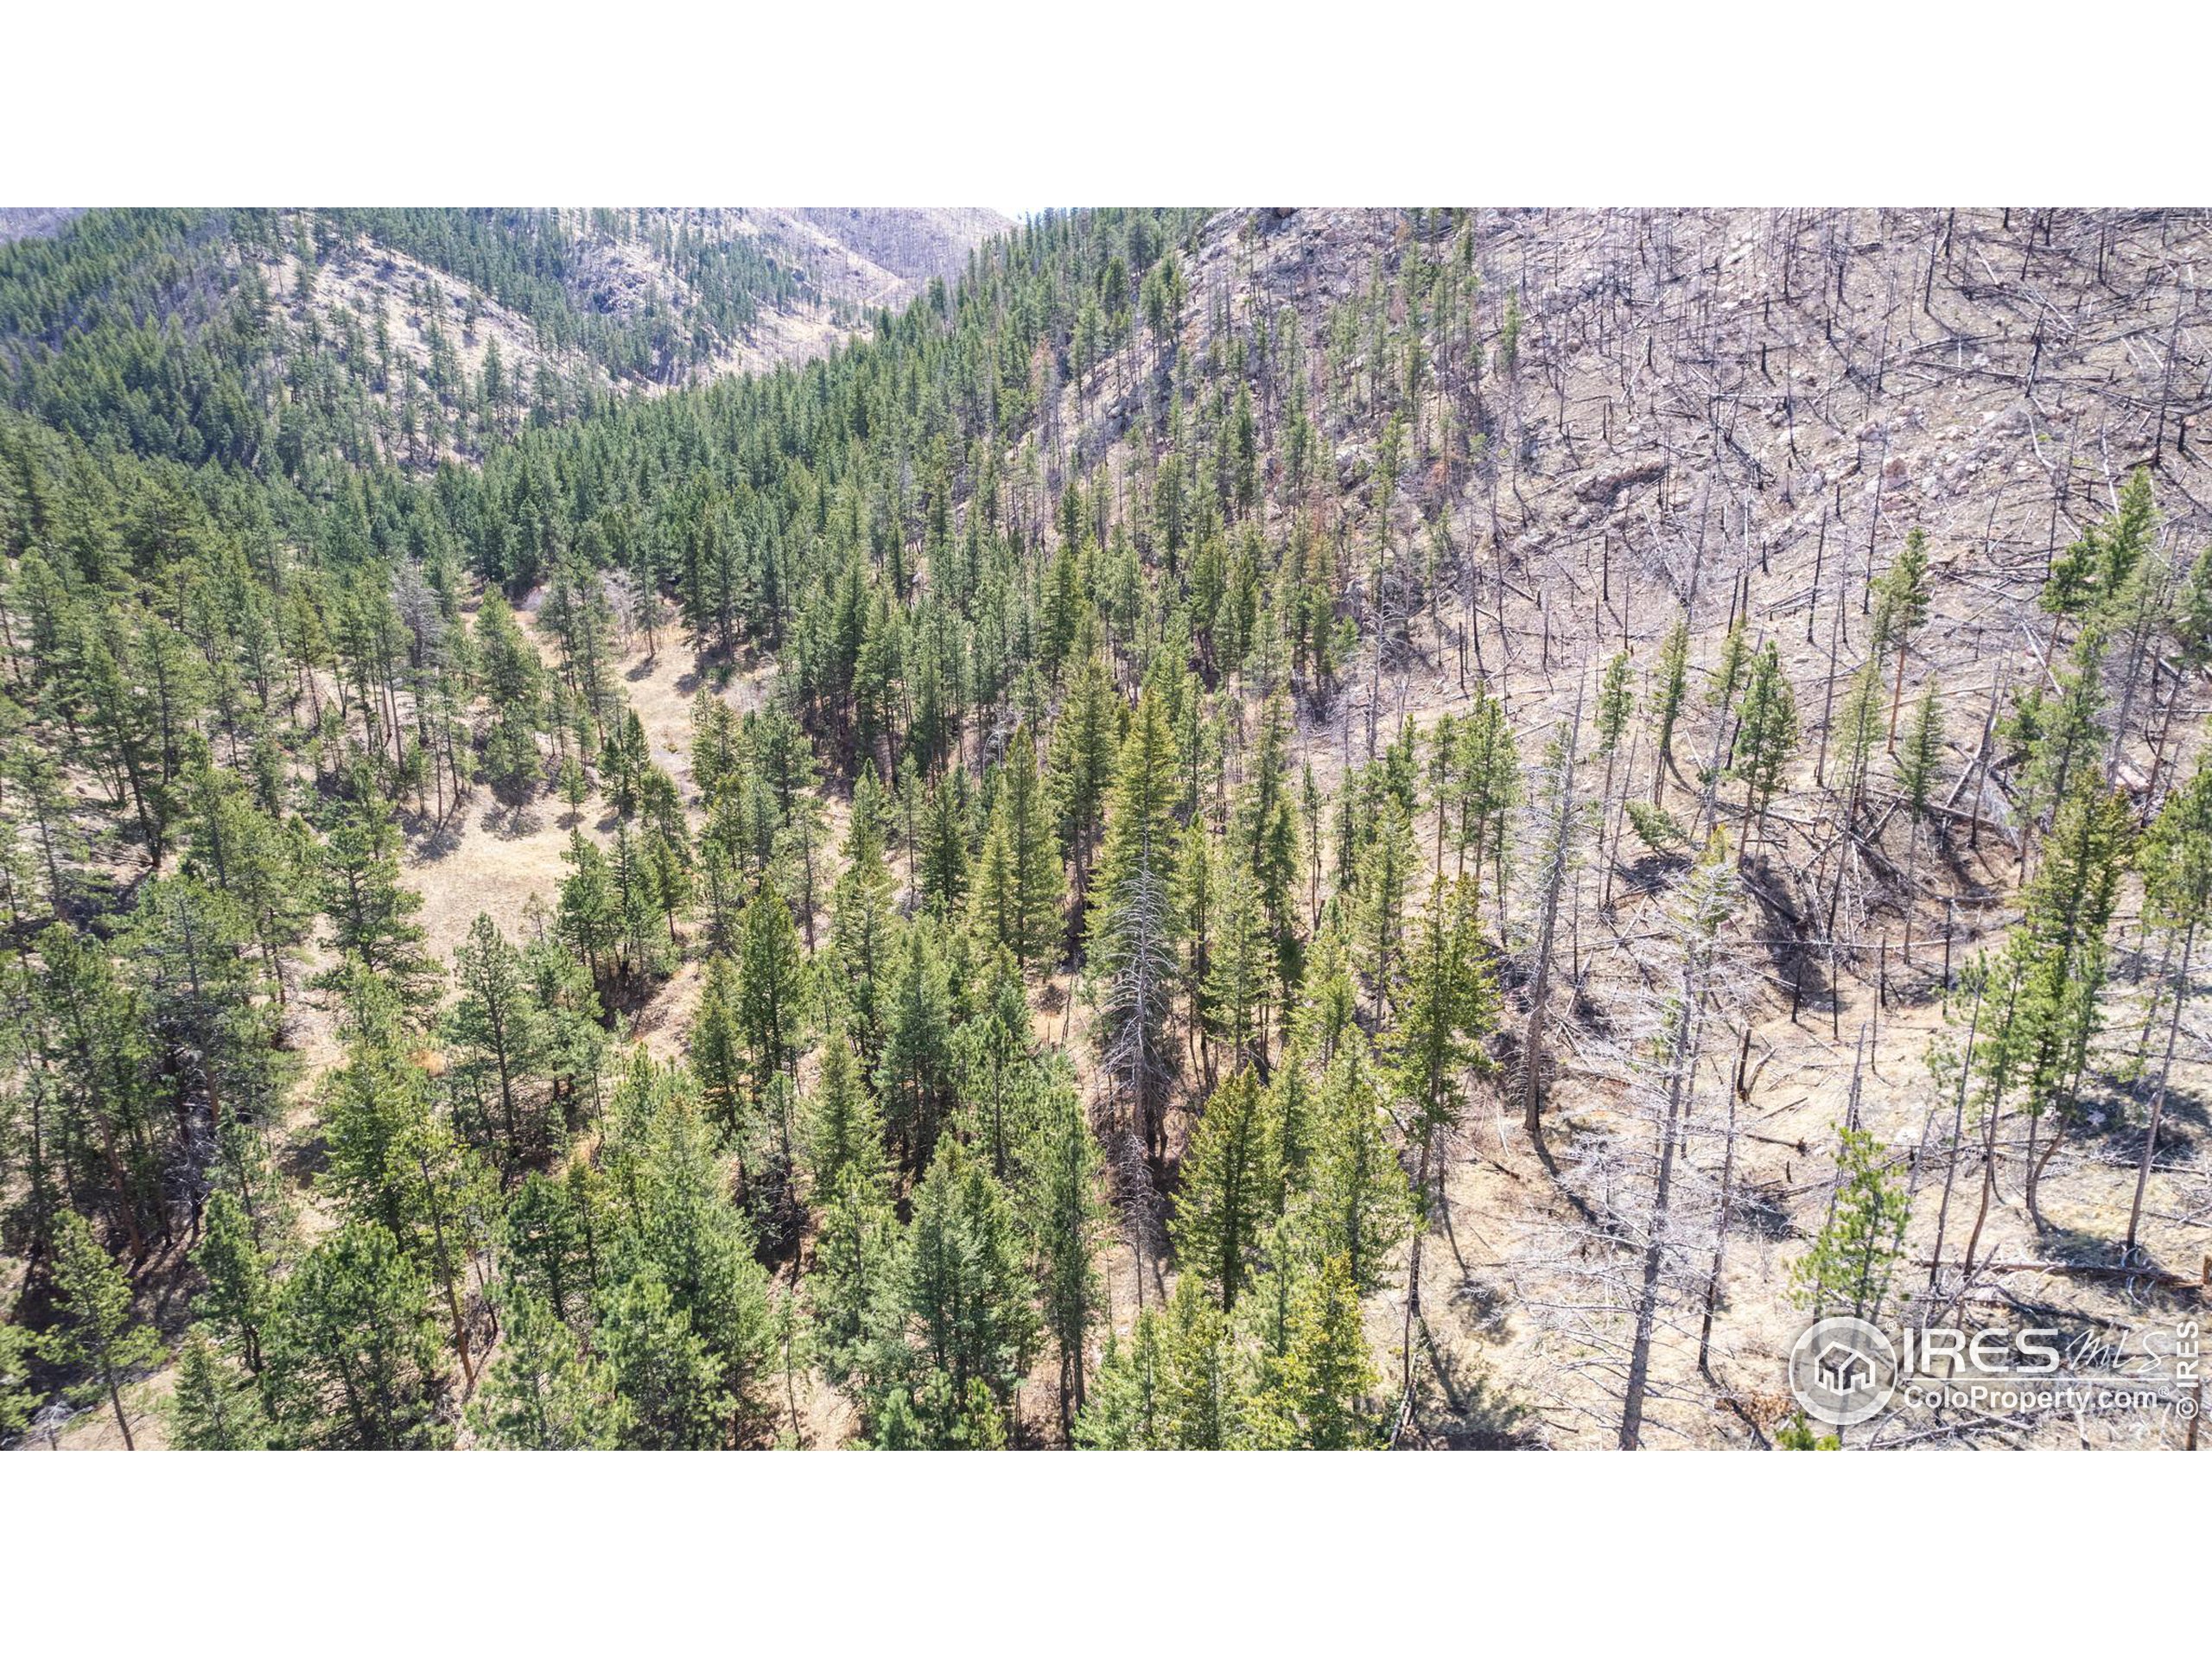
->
<box><xmin>1204</xmin><ymin>852</ymin><xmax>1272</xmax><ymax>1077</ymax></box>
<box><xmin>1790</xmin><ymin>1125</ymin><xmax>1910</xmax><ymax>1322</ymax></box>
<box><xmin>1729</xmin><ymin>641</ymin><xmax>1798</xmax><ymax>852</ymax></box>
<box><xmin>595</xmin><ymin>1268</ymin><xmax>729</xmax><ymax>1450</ymax></box>
<box><xmin>466</xmin><ymin>1290</ymin><xmax>624</xmax><ymax>1449</ymax></box>
<box><xmin>831</xmin><ymin>766</ymin><xmax>898</xmax><ymax>1052</ymax></box>
<box><xmin>1154</xmin><ymin>1271</ymin><xmax>1235</xmax><ymax>1449</ymax></box>
<box><xmin>736</xmin><ymin>887</ymin><xmax>806</xmax><ymax>1093</ymax></box>
<box><xmin>1649</xmin><ymin>616</ymin><xmax>1690</xmax><ymax>800</ymax></box>
<box><xmin>315</xmin><ymin>791</ymin><xmax>434</xmax><ymax>1002</ymax></box>
<box><xmin>167</xmin><ymin>1327</ymin><xmax>270</xmax><ymax>1450</ymax></box>
<box><xmin>1244</xmin><ymin>1254</ymin><xmax>1380</xmax><ymax>1450</ymax></box>
<box><xmin>887</xmin><ymin>1137</ymin><xmax>1039</xmax><ymax>1445</ymax></box>
<box><xmin>1872</xmin><ymin>527</ymin><xmax>1932</xmax><ymax>748</ymax></box>
<box><xmin>447</xmin><ymin>913</ymin><xmax>549</xmax><ymax>1170</ymax></box>
<box><xmin>475</xmin><ymin>591</ymin><xmax>544</xmax><ymax>803</ymax></box>
<box><xmin>1895</xmin><ymin>690</ymin><xmax>1945</xmax><ymax>963</ymax></box>
<box><xmin>598</xmin><ymin>1058</ymin><xmax>775</xmax><ymax>1445</ymax></box>
<box><xmin>806</xmin><ymin>1025</ymin><xmax>890</xmax><ymax>1202</ymax></box>
<box><xmin>1288</xmin><ymin>1038</ymin><xmax>1414</xmax><ymax>1296</ymax></box>
<box><xmin>0</xmin><ymin>1313</ymin><xmax>37</xmax><ymax>1441</ymax></box>
<box><xmin>690</xmin><ymin>954</ymin><xmax>751</xmax><ymax>1143</ymax></box>
<box><xmin>1596</xmin><ymin>648</ymin><xmax>1636</xmax><ymax>757</ymax></box>
<box><xmin>1385</xmin><ymin>874</ymin><xmax>1495</xmax><ymax>1401</ymax></box>
<box><xmin>1351</xmin><ymin>798</ymin><xmax>1416</xmax><ymax>1023</ymax></box>
<box><xmin>1024</xmin><ymin>1076</ymin><xmax>1107</xmax><ymax>1433</ymax></box>
<box><xmin>1172</xmin><ymin>1070</ymin><xmax>1279</xmax><ymax>1312</ymax></box>
<box><xmin>1454</xmin><ymin>687</ymin><xmax>1520</xmax><ymax>911</ymax></box>
<box><xmin>918</xmin><ymin>774</ymin><xmax>971</xmax><ymax>918</ymax></box>
<box><xmin>266</xmin><ymin>1221</ymin><xmax>449</xmax><ymax>1449</ymax></box>
<box><xmin>876</xmin><ymin>923</ymin><xmax>954</xmax><ymax>1173</ymax></box>
<box><xmin>809</xmin><ymin>1164</ymin><xmax>900</xmax><ymax>1392</ymax></box>
<box><xmin>41</xmin><ymin>1211</ymin><xmax>163</xmax><ymax>1449</ymax></box>
<box><xmin>501</xmin><ymin>1169</ymin><xmax>596</xmax><ymax>1326</ymax></box>
<box><xmin>1833</xmin><ymin>655</ymin><xmax>1885</xmax><ymax>822</ymax></box>
<box><xmin>1087</xmin><ymin>689</ymin><xmax>1184</xmax><ymax>1162</ymax></box>
<box><xmin>193</xmin><ymin>1188</ymin><xmax>275</xmax><ymax>1374</ymax></box>
<box><xmin>972</xmin><ymin>729</ymin><xmax>1064</xmax><ymax>976</ymax></box>
<box><xmin>1983</xmin><ymin>781</ymin><xmax>2133</xmax><ymax>1228</ymax></box>
<box><xmin>1072</xmin><ymin>1314</ymin><xmax>1163</xmax><ymax>1448</ymax></box>
<box><xmin>556</xmin><ymin>831</ymin><xmax>621</xmax><ymax>989</ymax></box>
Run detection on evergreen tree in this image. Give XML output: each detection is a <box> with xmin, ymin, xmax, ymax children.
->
<box><xmin>806</xmin><ymin>1026</ymin><xmax>890</xmax><ymax>1202</ymax></box>
<box><xmin>1649</xmin><ymin>616</ymin><xmax>1690</xmax><ymax>799</ymax></box>
<box><xmin>41</xmin><ymin>1211</ymin><xmax>162</xmax><ymax>1449</ymax></box>
<box><xmin>1087</xmin><ymin>689</ymin><xmax>1184</xmax><ymax>1163</ymax></box>
<box><xmin>736</xmin><ymin>887</ymin><xmax>806</xmax><ymax>1093</ymax></box>
<box><xmin>0</xmin><ymin>1313</ymin><xmax>36</xmax><ymax>1441</ymax></box>
<box><xmin>881</xmin><ymin>1137</ymin><xmax>1039</xmax><ymax>1446</ymax></box>
<box><xmin>1172</xmin><ymin>1070</ymin><xmax>1278</xmax><ymax>1312</ymax></box>
<box><xmin>972</xmin><ymin>730</ymin><xmax>1063</xmax><ymax>976</ymax></box>
<box><xmin>1790</xmin><ymin>1125</ymin><xmax>1910</xmax><ymax>1323</ymax></box>
<box><xmin>315</xmin><ymin>791</ymin><xmax>434</xmax><ymax>1002</ymax></box>
<box><xmin>1351</xmin><ymin>798</ymin><xmax>1417</xmax><ymax>1022</ymax></box>
<box><xmin>594</xmin><ymin>1268</ymin><xmax>729</xmax><ymax>1450</ymax></box>
<box><xmin>690</xmin><ymin>954</ymin><xmax>751</xmax><ymax>1143</ymax></box>
<box><xmin>1072</xmin><ymin>1314</ymin><xmax>1163</xmax><ymax>1449</ymax></box>
<box><xmin>192</xmin><ymin>1188</ymin><xmax>275</xmax><ymax>1374</ymax></box>
<box><xmin>1244</xmin><ymin>1254</ymin><xmax>1380</xmax><ymax>1450</ymax></box>
<box><xmin>266</xmin><ymin>1221</ymin><xmax>449</xmax><ymax>1449</ymax></box>
<box><xmin>1023</xmin><ymin>1076</ymin><xmax>1107</xmax><ymax>1433</ymax></box>
<box><xmin>1872</xmin><ymin>527</ymin><xmax>1932</xmax><ymax>747</ymax></box>
<box><xmin>466</xmin><ymin>1289</ymin><xmax>624</xmax><ymax>1449</ymax></box>
<box><xmin>167</xmin><ymin>1327</ymin><xmax>270</xmax><ymax>1450</ymax></box>
<box><xmin>876</xmin><ymin>923</ymin><xmax>955</xmax><ymax>1173</ymax></box>
<box><xmin>1287</xmin><ymin>1038</ymin><xmax>1414</xmax><ymax>1297</ymax></box>
<box><xmin>1729</xmin><ymin>641</ymin><xmax>1798</xmax><ymax>851</ymax></box>
<box><xmin>447</xmin><ymin>913</ymin><xmax>549</xmax><ymax>1170</ymax></box>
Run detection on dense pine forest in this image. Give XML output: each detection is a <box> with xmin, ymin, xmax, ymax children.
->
<box><xmin>3</xmin><ymin>205</ymin><xmax>2209</xmax><ymax>1451</ymax></box>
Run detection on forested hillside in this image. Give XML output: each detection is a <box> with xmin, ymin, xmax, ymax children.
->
<box><xmin>3</xmin><ymin>207</ymin><xmax>2208</xmax><ymax>1451</ymax></box>
<box><xmin>0</xmin><ymin>207</ymin><xmax>1007</xmax><ymax>474</ymax></box>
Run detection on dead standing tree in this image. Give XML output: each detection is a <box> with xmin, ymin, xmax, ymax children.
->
<box><xmin>1616</xmin><ymin>837</ymin><xmax>1744</xmax><ymax>1448</ymax></box>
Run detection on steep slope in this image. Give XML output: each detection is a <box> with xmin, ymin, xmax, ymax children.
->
<box><xmin>0</xmin><ymin>207</ymin><xmax>1014</xmax><ymax>473</ymax></box>
<box><xmin>6</xmin><ymin>207</ymin><xmax>2208</xmax><ymax>1453</ymax></box>
<box><xmin>1082</xmin><ymin>207</ymin><xmax>2212</xmax><ymax>1446</ymax></box>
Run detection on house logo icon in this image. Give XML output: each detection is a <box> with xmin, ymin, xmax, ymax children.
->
<box><xmin>1815</xmin><ymin>1342</ymin><xmax>1874</xmax><ymax>1395</ymax></box>
<box><xmin>1789</xmin><ymin>1316</ymin><xmax>1897</xmax><ymax>1428</ymax></box>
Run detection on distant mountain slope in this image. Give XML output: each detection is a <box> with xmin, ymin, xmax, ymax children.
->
<box><xmin>782</xmin><ymin>207</ymin><xmax>1012</xmax><ymax>296</ymax></box>
<box><xmin>0</xmin><ymin>206</ymin><xmax>1013</xmax><ymax>472</ymax></box>
<box><xmin>0</xmin><ymin>208</ymin><xmax>80</xmax><ymax>245</ymax></box>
